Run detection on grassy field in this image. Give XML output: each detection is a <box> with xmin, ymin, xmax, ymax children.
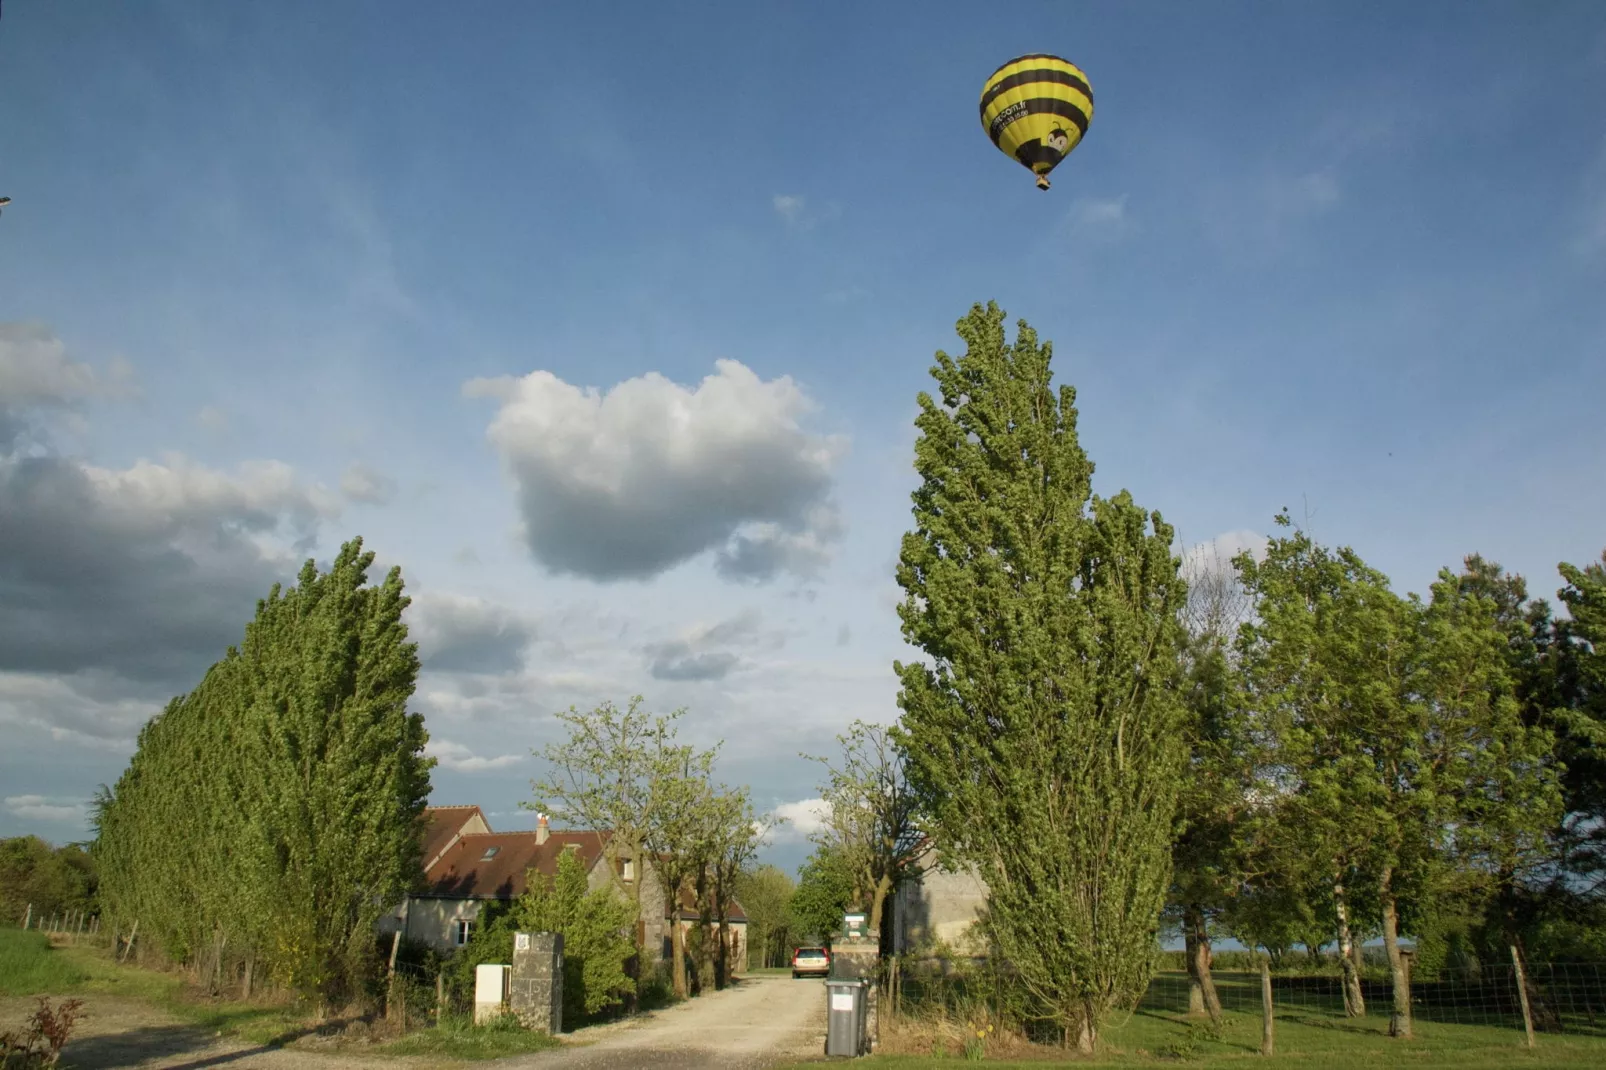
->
<box><xmin>869</xmin><ymin>1011</ymin><xmax>1606</xmax><ymax>1068</ymax></box>
<box><xmin>868</xmin><ymin>966</ymin><xmax>1606</xmax><ymax>1068</ymax></box>
<box><xmin>0</xmin><ymin>927</ymin><xmax>560</xmax><ymax>1060</ymax></box>
<box><xmin>0</xmin><ymin>929</ymin><xmax>91</xmax><ymax>996</ymax></box>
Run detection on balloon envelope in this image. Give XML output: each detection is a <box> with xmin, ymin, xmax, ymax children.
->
<box><xmin>980</xmin><ymin>54</ymin><xmax>1094</xmax><ymax>189</ymax></box>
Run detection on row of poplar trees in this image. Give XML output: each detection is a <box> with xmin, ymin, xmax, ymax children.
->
<box><xmin>890</xmin><ymin>302</ymin><xmax>1605</xmax><ymax>1051</ymax></box>
<box><xmin>92</xmin><ymin>539</ymin><xmax>434</xmax><ymax>1009</ymax></box>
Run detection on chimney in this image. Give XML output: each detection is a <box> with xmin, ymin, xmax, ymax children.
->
<box><xmin>536</xmin><ymin>813</ymin><xmax>550</xmax><ymax>845</ymax></box>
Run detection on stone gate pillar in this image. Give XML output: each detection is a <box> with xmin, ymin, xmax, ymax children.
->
<box><xmin>510</xmin><ymin>931</ymin><xmax>563</xmax><ymax>1034</ymax></box>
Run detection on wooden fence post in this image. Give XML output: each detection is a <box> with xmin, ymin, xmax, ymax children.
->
<box><xmin>21</xmin><ymin>904</ymin><xmax>31</xmax><ymax>930</ymax></box>
<box><xmin>1260</xmin><ymin>955</ymin><xmax>1275</xmax><ymax>1056</ymax></box>
<box><xmin>1511</xmin><ymin>946</ymin><xmax>1535</xmax><ymax>1050</ymax></box>
<box><xmin>120</xmin><ymin>919</ymin><xmax>139</xmax><ymax>963</ymax></box>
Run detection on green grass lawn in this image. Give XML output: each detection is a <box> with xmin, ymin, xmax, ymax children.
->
<box><xmin>859</xmin><ymin>968</ymin><xmax>1606</xmax><ymax>1069</ymax></box>
<box><xmin>1</xmin><ymin>927</ymin><xmax>570</xmax><ymax>1059</ymax></box>
<box><xmin>1</xmin><ymin>928</ymin><xmax>312</xmax><ymax>1045</ymax></box>
<box><xmin>0</xmin><ymin>929</ymin><xmax>92</xmax><ymax>996</ymax></box>
<box><xmin>859</xmin><ymin>1012</ymin><xmax>1606</xmax><ymax>1068</ymax></box>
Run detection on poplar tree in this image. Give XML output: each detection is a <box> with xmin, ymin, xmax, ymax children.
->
<box><xmin>892</xmin><ymin>302</ymin><xmax>1189</xmax><ymax>1052</ymax></box>
<box><xmin>93</xmin><ymin>538</ymin><xmax>432</xmax><ymax>1009</ymax></box>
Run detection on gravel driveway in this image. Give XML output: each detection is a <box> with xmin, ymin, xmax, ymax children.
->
<box><xmin>8</xmin><ymin>975</ymin><xmax>828</xmax><ymax>1070</ymax></box>
<box><xmin>503</xmin><ymin>974</ymin><xmax>828</xmax><ymax>1070</ymax></box>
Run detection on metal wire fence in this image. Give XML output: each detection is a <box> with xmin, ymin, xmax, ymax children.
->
<box><xmin>893</xmin><ymin>956</ymin><xmax>1606</xmax><ymax>1045</ymax></box>
<box><xmin>1137</xmin><ymin>962</ymin><xmax>1606</xmax><ymax>1036</ymax></box>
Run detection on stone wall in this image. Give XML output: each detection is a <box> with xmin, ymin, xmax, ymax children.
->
<box><xmin>509</xmin><ymin>931</ymin><xmax>563</xmax><ymax>1035</ymax></box>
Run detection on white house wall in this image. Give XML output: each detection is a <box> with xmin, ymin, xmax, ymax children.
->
<box><xmin>895</xmin><ymin>858</ymin><xmax>990</xmax><ymax>957</ymax></box>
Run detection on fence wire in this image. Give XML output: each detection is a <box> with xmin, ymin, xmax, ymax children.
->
<box><xmin>1133</xmin><ymin>962</ymin><xmax>1606</xmax><ymax>1036</ymax></box>
<box><xmin>893</xmin><ymin>957</ymin><xmax>1606</xmax><ymax>1042</ymax></box>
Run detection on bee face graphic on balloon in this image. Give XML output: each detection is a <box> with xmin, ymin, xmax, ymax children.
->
<box><xmin>1046</xmin><ymin>127</ymin><xmax>1070</xmax><ymax>156</ymax></box>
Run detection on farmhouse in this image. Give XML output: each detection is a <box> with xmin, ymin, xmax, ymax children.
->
<box><xmin>382</xmin><ymin>805</ymin><xmax>746</xmax><ymax>972</ymax></box>
<box><xmin>891</xmin><ymin>847</ymin><xmax>990</xmax><ymax>958</ymax></box>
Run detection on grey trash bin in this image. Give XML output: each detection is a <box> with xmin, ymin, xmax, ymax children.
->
<box><xmin>824</xmin><ymin>979</ymin><xmax>869</xmax><ymax>1057</ymax></box>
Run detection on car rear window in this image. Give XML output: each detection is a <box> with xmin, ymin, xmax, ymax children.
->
<box><xmin>796</xmin><ymin>949</ymin><xmax>827</xmax><ymax>960</ymax></box>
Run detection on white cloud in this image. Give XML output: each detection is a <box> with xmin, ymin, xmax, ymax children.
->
<box><xmin>340</xmin><ymin>461</ymin><xmax>398</xmax><ymax>505</ymax></box>
<box><xmin>407</xmin><ymin>592</ymin><xmax>536</xmax><ymax>675</ymax></box>
<box><xmin>465</xmin><ymin>360</ymin><xmax>847</xmax><ymax>582</ymax></box>
<box><xmin>1066</xmin><ymin>194</ymin><xmax>1129</xmax><ymax>234</ymax></box>
<box><xmin>642</xmin><ymin>608</ymin><xmax>768</xmax><ymax>682</ymax></box>
<box><xmin>771</xmin><ymin>194</ymin><xmax>841</xmax><ymax>231</ymax></box>
<box><xmin>1271</xmin><ymin>170</ymin><xmax>1341</xmax><ymax>217</ymax></box>
<box><xmin>770</xmin><ymin>797</ymin><xmax>832</xmax><ymax>842</ymax></box>
<box><xmin>1181</xmin><ymin>528</ymin><xmax>1268</xmax><ymax>582</ymax></box>
<box><xmin>773</xmin><ymin>194</ymin><xmax>806</xmax><ymax>223</ymax></box>
<box><xmin>0</xmin><ymin>323</ymin><xmax>136</xmax><ymax>410</ymax></box>
<box><xmin>426</xmin><ymin>738</ymin><xmax>524</xmax><ymax>772</ymax></box>
<box><xmin>4</xmin><ymin>795</ymin><xmax>88</xmax><ymax>823</ymax></box>
<box><xmin>196</xmin><ymin>405</ymin><xmax>229</xmax><ymax>432</ymax></box>
<box><xmin>0</xmin><ymin>673</ymin><xmax>161</xmax><ymax>748</ymax></box>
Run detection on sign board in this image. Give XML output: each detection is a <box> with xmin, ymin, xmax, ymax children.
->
<box><xmin>515</xmin><ymin>932</ymin><xmax>531</xmax><ymax>951</ymax></box>
<box><xmin>843</xmin><ymin>912</ymin><xmax>867</xmax><ymax>935</ymax></box>
<box><xmin>831</xmin><ymin>992</ymin><xmax>855</xmax><ymax>1012</ymax></box>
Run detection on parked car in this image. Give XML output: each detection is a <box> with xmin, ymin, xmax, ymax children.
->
<box><xmin>792</xmin><ymin>946</ymin><xmax>830</xmax><ymax>978</ymax></box>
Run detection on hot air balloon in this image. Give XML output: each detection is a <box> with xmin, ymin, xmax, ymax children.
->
<box><xmin>980</xmin><ymin>54</ymin><xmax>1093</xmax><ymax>190</ymax></box>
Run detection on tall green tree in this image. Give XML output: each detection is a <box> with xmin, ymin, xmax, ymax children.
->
<box><xmin>704</xmin><ymin>786</ymin><xmax>765</xmax><ymax>988</ymax></box>
<box><xmin>92</xmin><ymin>538</ymin><xmax>433</xmax><ymax>1009</ymax></box>
<box><xmin>529</xmin><ymin>696</ymin><xmax>697</xmax><ymax>999</ymax></box>
<box><xmin>521</xmin><ymin>849</ymin><xmax>638</xmax><ymax>1021</ymax></box>
<box><xmin>1552</xmin><ymin>552</ymin><xmax>1606</xmax><ymax>897</ymax></box>
<box><xmin>803</xmin><ymin>721</ymin><xmax>928</xmax><ymax>952</ymax></box>
<box><xmin>791</xmin><ymin>842</ymin><xmax>855</xmax><ymax>945</ymax></box>
<box><xmin>1235</xmin><ymin>518</ymin><xmax>1561</xmax><ymax>1039</ymax></box>
<box><xmin>0</xmin><ymin>838</ymin><xmax>96</xmax><ymax>926</ymax></box>
<box><xmin>735</xmin><ymin>865</ymin><xmax>796</xmax><ymax>968</ymax></box>
<box><xmin>891</xmin><ymin>302</ymin><xmax>1189</xmax><ymax>1052</ymax></box>
<box><xmin>1168</xmin><ymin>547</ymin><xmax>1256</xmax><ymax>1023</ymax></box>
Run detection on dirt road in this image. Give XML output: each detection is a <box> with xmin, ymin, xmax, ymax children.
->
<box><xmin>505</xmin><ymin>974</ymin><xmax>828</xmax><ymax>1069</ymax></box>
<box><xmin>5</xmin><ymin>975</ymin><xmax>827</xmax><ymax>1069</ymax></box>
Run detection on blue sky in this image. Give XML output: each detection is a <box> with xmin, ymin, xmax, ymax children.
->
<box><xmin>2</xmin><ymin>0</ymin><xmax>1604</xmax><ymax>876</ymax></box>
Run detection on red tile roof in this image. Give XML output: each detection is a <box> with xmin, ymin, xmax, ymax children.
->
<box><xmin>425</xmin><ymin>830</ymin><xmax>612</xmax><ymax>900</ymax></box>
<box><xmin>421</xmin><ymin>806</ymin><xmax>488</xmax><ymax>870</ymax></box>
<box><xmin>416</xmin><ymin>807</ymin><xmax>746</xmax><ymax>923</ymax></box>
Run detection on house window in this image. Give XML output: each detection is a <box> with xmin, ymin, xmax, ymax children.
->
<box><xmin>454</xmin><ymin>920</ymin><xmax>471</xmax><ymax>946</ymax></box>
<box><xmin>621</xmin><ymin>858</ymin><xmax>635</xmax><ymax>882</ymax></box>
<box><xmin>481</xmin><ymin>846</ymin><xmax>500</xmax><ymax>860</ymax></box>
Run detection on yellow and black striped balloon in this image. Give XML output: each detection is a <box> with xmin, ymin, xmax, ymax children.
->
<box><xmin>980</xmin><ymin>54</ymin><xmax>1094</xmax><ymax>190</ymax></box>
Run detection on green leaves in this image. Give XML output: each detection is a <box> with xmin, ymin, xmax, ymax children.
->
<box><xmin>516</xmin><ymin>850</ymin><xmax>636</xmax><ymax>1019</ymax></box>
<box><xmin>803</xmin><ymin>720</ymin><xmax>925</xmax><ymax>939</ymax></box>
<box><xmin>892</xmin><ymin>302</ymin><xmax>1188</xmax><ymax>1049</ymax></box>
<box><xmin>92</xmin><ymin>537</ymin><xmax>432</xmax><ymax>1007</ymax></box>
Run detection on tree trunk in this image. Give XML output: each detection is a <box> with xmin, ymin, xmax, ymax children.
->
<box><xmin>1334</xmin><ymin>880</ymin><xmax>1365</xmax><ymax>1017</ymax></box>
<box><xmin>243</xmin><ymin>953</ymin><xmax>255</xmax><ymax>999</ymax></box>
<box><xmin>621</xmin><ymin>841</ymin><xmax>646</xmax><ymax>1005</ymax></box>
<box><xmin>1185</xmin><ymin>926</ymin><xmax>1204</xmax><ymax>1015</ymax></box>
<box><xmin>1075</xmin><ymin>999</ymin><xmax>1096</xmax><ymax>1054</ymax></box>
<box><xmin>1379</xmin><ymin>872</ymin><xmax>1412</xmax><ymax>1039</ymax></box>
<box><xmin>671</xmin><ymin>917</ymin><xmax>688</xmax><ymax>998</ymax></box>
<box><xmin>1183</xmin><ymin>906</ymin><xmax>1223</xmax><ymax>1023</ymax></box>
<box><xmin>868</xmin><ymin>874</ymin><xmax>893</xmax><ymax>949</ymax></box>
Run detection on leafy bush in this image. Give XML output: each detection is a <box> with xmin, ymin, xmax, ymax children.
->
<box><xmin>0</xmin><ymin>996</ymin><xmax>85</xmax><ymax>1068</ymax></box>
<box><xmin>443</xmin><ymin>850</ymin><xmax>636</xmax><ymax>1027</ymax></box>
